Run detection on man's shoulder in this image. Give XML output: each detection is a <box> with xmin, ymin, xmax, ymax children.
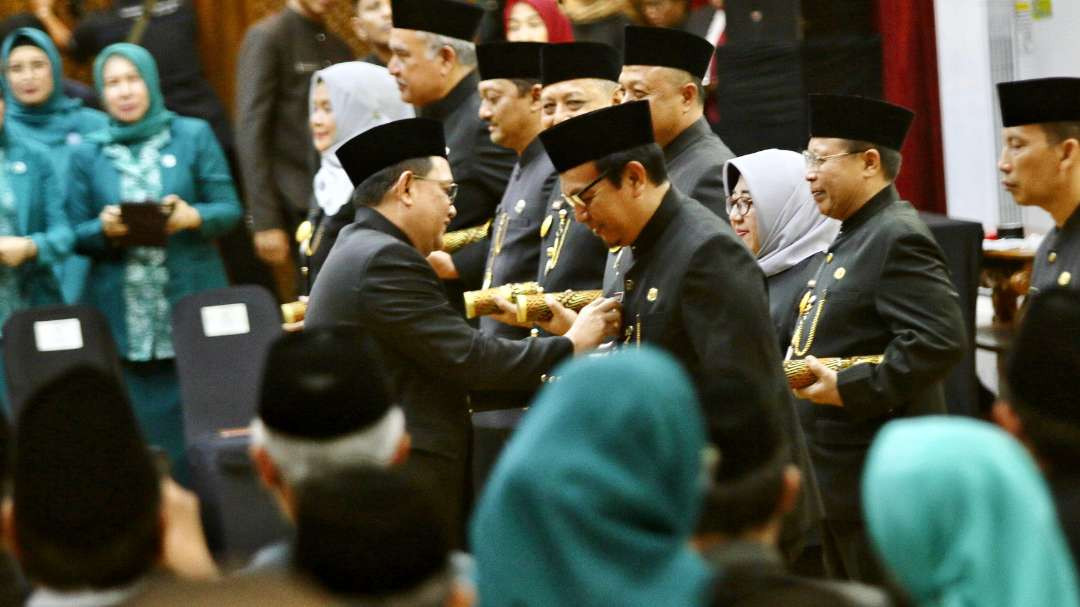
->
<box><xmin>242</xmin><ymin>10</ymin><xmax>291</xmax><ymax>43</ymax></box>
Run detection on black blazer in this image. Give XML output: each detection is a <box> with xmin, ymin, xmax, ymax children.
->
<box><xmin>1030</xmin><ymin>206</ymin><xmax>1080</xmax><ymax>293</ymax></box>
<box><xmin>791</xmin><ymin>185</ymin><xmax>965</xmax><ymax>520</ymax></box>
<box><xmin>305</xmin><ymin>207</ymin><xmax>574</xmax><ymax>462</ymax></box>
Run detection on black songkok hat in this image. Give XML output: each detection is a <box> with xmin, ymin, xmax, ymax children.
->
<box><xmin>15</xmin><ymin>366</ymin><xmax>159</xmax><ymax>547</ymax></box>
<box><xmin>477</xmin><ymin>42</ymin><xmax>544</xmax><ymax>81</ymax></box>
<box><xmin>258</xmin><ymin>326</ymin><xmax>392</xmax><ymax>440</ymax></box>
<box><xmin>1006</xmin><ymin>288</ymin><xmax>1080</xmax><ymax>427</ymax></box>
<box><xmin>997</xmin><ymin>77</ymin><xmax>1080</xmax><ymax>127</ymax></box>
<box><xmin>391</xmin><ymin>0</ymin><xmax>484</xmax><ymax>41</ymax></box>
<box><xmin>541</xmin><ymin>42</ymin><xmax>621</xmax><ymax>86</ymax></box>
<box><xmin>622</xmin><ymin>26</ymin><xmax>714</xmax><ymax>80</ymax></box>
<box><xmin>336</xmin><ymin>118</ymin><xmax>447</xmax><ymax>186</ymax></box>
<box><xmin>540</xmin><ymin>100</ymin><xmax>655</xmax><ymax>173</ymax></box>
<box><xmin>808</xmin><ymin>94</ymin><xmax>915</xmax><ymax>151</ymax></box>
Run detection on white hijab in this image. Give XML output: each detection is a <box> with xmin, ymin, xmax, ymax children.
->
<box><xmin>310</xmin><ymin>62</ymin><xmax>414</xmax><ymax>216</ymax></box>
<box><xmin>724</xmin><ymin>149</ymin><xmax>841</xmax><ymax>277</ymax></box>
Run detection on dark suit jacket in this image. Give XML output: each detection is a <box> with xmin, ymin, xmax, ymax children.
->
<box><xmin>235</xmin><ymin>9</ymin><xmax>353</xmax><ymax>231</ymax></box>
<box><xmin>666</xmin><ymin>117</ymin><xmax>735</xmax><ymax>218</ymax></box>
<box><xmin>1052</xmin><ymin>473</ymin><xmax>1080</xmax><ymax>571</ymax></box>
<box><xmin>792</xmin><ymin>185</ymin><xmax>965</xmax><ymax>520</ymax></box>
<box><xmin>706</xmin><ymin>541</ymin><xmax>893</xmax><ymax>607</ymax></box>
<box><xmin>616</xmin><ymin>187</ymin><xmax>821</xmax><ymax>552</ymax></box>
<box><xmin>477</xmin><ymin>138</ymin><xmax>558</xmax><ymax>338</ymax></box>
<box><xmin>767</xmin><ymin>252</ymin><xmax>825</xmax><ymax>352</ymax></box>
<box><xmin>305</xmin><ymin>208</ymin><xmax>573</xmax><ymax>463</ymax></box>
<box><xmin>1030</xmin><ymin>206</ymin><xmax>1080</xmax><ymax>293</ymax></box>
<box><xmin>419</xmin><ymin>72</ymin><xmax>518</xmax><ymax>282</ymax></box>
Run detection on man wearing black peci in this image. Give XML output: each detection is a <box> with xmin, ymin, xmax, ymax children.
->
<box><xmin>305</xmin><ymin>118</ymin><xmax>620</xmax><ymax>541</ymax></box>
<box><xmin>387</xmin><ymin>0</ymin><xmax>518</xmax><ymax>310</ymax></box>
<box><xmin>540</xmin><ymin>101</ymin><xmax>820</xmax><ymax>564</ymax></box>
<box><xmin>792</xmin><ymin>94</ymin><xmax>965</xmax><ymax>582</ymax></box>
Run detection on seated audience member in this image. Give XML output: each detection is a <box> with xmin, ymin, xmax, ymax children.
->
<box><xmin>247</xmin><ymin>326</ymin><xmax>411</xmax><ymax>570</ymax></box>
<box><xmin>997</xmin><ymin>288</ymin><xmax>1080</xmax><ymax>563</ymax></box>
<box><xmin>863</xmin><ymin>417</ymin><xmax>1080</xmax><ymax>607</ymax></box>
<box><xmin>294</xmin><ymin>467</ymin><xmax>472</xmax><ymax>606</ymax></box>
<box><xmin>504</xmin><ymin>0</ymin><xmax>574</xmax><ymax>42</ymax></box>
<box><xmin>724</xmin><ymin>149</ymin><xmax>840</xmax><ymax>348</ymax></box>
<box><xmin>471</xmin><ymin>347</ymin><xmax>711</xmax><ymax>605</ymax></box>
<box><xmin>11</xmin><ymin>366</ymin><xmax>216</xmax><ymax>606</ymax></box>
<box><xmin>300</xmin><ymin>61</ymin><xmax>412</xmax><ymax>292</ymax></box>
<box><xmin>696</xmin><ymin>380</ymin><xmax>891</xmax><ymax>607</ymax></box>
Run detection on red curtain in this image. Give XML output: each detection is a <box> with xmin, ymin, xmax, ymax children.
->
<box><xmin>875</xmin><ymin>0</ymin><xmax>947</xmax><ymax>214</ymax></box>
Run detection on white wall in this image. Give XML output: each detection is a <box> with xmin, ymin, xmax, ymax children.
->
<box><xmin>935</xmin><ymin>0</ymin><xmax>1080</xmax><ymax>234</ymax></box>
<box><xmin>935</xmin><ymin>0</ymin><xmax>999</xmax><ymax>229</ymax></box>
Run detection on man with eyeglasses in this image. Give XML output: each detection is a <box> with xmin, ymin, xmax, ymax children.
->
<box><xmin>306</xmin><ymin>118</ymin><xmax>621</xmax><ymax>543</ymax></box>
<box><xmin>540</xmin><ymin>103</ymin><xmax>819</xmax><ymax>559</ymax></box>
<box><xmin>791</xmin><ymin>94</ymin><xmax>964</xmax><ymax>582</ymax></box>
<box><xmin>995</xmin><ymin>77</ymin><xmax>1080</xmax><ymax>292</ymax></box>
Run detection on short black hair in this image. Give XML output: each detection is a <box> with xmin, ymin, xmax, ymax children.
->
<box><xmin>351</xmin><ymin>157</ymin><xmax>435</xmax><ymax>208</ymax></box>
<box><xmin>845</xmin><ymin>139</ymin><xmax>903</xmax><ymax>181</ymax></box>
<box><xmin>294</xmin><ymin>467</ymin><xmax>450</xmax><ymax>598</ymax></box>
<box><xmin>510</xmin><ymin>78</ymin><xmax>540</xmax><ymax>96</ymax></box>
<box><xmin>696</xmin><ymin>378</ymin><xmax>789</xmax><ymax>536</ymax></box>
<box><xmin>594</xmin><ymin>143</ymin><xmax>668</xmax><ymax>188</ymax></box>
<box><xmin>1041</xmin><ymin>121</ymin><xmax>1080</xmax><ymax>145</ymax></box>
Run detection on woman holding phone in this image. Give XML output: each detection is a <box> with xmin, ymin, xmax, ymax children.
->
<box><xmin>68</xmin><ymin>43</ymin><xmax>240</xmax><ymax>477</ymax></box>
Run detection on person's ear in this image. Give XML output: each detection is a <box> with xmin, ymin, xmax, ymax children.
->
<box><xmin>438</xmin><ymin>45</ymin><xmax>457</xmax><ymax>75</ymax></box>
<box><xmin>861</xmin><ymin>148</ymin><xmax>883</xmax><ymax>178</ymax></box>
<box><xmin>1057</xmin><ymin>137</ymin><xmax>1080</xmax><ymax>170</ymax></box>
<box><xmin>611</xmin><ymin>86</ymin><xmax>624</xmax><ymax>105</ymax></box>
<box><xmin>529</xmin><ymin>83</ymin><xmax>544</xmax><ymax>112</ymax></box>
<box><xmin>777</xmin><ymin>465</ymin><xmax>801</xmax><ymax>516</ymax></box>
<box><xmin>393</xmin><ymin>170</ymin><xmax>416</xmax><ymax>207</ymax></box>
<box><xmin>680</xmin><ymin>81</ymin><xmax>697</xmax><ymax>110</ymax></box>
<box><xmin>624</xmin><ymin>161</ymin><xmax>648</xmax><ymax>196</ymax></box>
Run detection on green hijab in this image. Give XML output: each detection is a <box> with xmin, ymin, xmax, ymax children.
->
<box><xmin>470</xmin><ymin>347</ymin><xmax>711</xmax><ymax>606</ymax></box>
<box><xmin>91</xmin><ymin>43</ymin><xmax>174</xmax><ymax>144</ymax></box>
<box><xmin>0</xmin><ymin>28</ymin><xmax>85</xmax><ymax>145</ymax></box>
<box><xmin>863</xmin><ymin>416</ymin><xmax>1080</xmax><ymax>607</ymax></box>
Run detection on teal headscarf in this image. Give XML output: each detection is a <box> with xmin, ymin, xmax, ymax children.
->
<box><xmin>0</xmin><ymin>28</ymin><xmax>85</xmax><ymax>145</ymax></box>
<box><xmin>863</xmin><ymin>417</ymin><xmax>1080</xmax><ymax>607</ymax></box>
<box><xmin>91</xmin><ymin>43</ymin><xmax>174</xmax><ymax>144</ymax></box>
<box><xmin>470</xmin><ymin>348</ymin><xmax>712</xmax><ymax>607</ymax></box>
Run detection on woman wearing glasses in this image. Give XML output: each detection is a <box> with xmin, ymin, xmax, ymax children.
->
<box><xmin>724</xmin><ymin>149</ymin><xmax>839</xmax><ymax>349</ymax></box>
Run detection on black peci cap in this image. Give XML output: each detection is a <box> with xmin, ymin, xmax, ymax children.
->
<box><xmin>336</xmin><ymin>118</ymin><xmax>447</xmax><ymax>187</ymax></box>
<box><xmin>622</xmin><ymin>26</ymin><xmax>714</xmax><ymax>80</ymax></box>
<box><xmin>540</xmin><ymin>42</ymin><xmax>621</xmax><ymax>86</ymax></box>
<box><xmin>15</xmin><ymin>367</ymin><xmax>159</xmax><ymax>549</ymax></box>
<box><xmin>540</xmin><ymin>100</ymin><xmax>655</xmax><ymax>173</ymax></box>
<box><xmin>478</xmin><ymin>41</ymin><xmax>544</xmax><ymax>81</ymax></box>
<box><xmin>391</xmin><ymin>0</ymin><xmax>484</xmax><ymax>41</ymax></box>
<box><xmin>258</xmin><ymin>326</ymin><xmax>393</xmax><ymax>440</ymax></box>
<box><xmin>997</xmin><ymin>77</ymin><xmax>1080</xmax><ymax>127</ymax></box>
<box><xmin>808</xmin><ymin>94</ymin><xmax>915</xmax><ymax>151</ymax></box>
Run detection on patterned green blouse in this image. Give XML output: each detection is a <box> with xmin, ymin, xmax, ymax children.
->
<box><xmin>103</xmin><ymin>128</ymin><xmax>173</xmax><ymax>361</ymax></box>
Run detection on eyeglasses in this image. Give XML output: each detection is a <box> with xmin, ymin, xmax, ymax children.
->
<box><xmin>563</xmin><ymin>170</ymin><xmax>610</xmax><ymax>210</ymax></box>
<box><xmin>727</xmin><ymin>193</ymin><xmax>754</xmax><ymax>218</ymax></box>
<box><xmin>801</xmin><ymin>149</ymin><xmax>865</xmax><ymax>170</ymax></box>
<box><xmin>412</xmin><ymin>175</ymin><xmax>459</xmax><ymax>202</ymax></box>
